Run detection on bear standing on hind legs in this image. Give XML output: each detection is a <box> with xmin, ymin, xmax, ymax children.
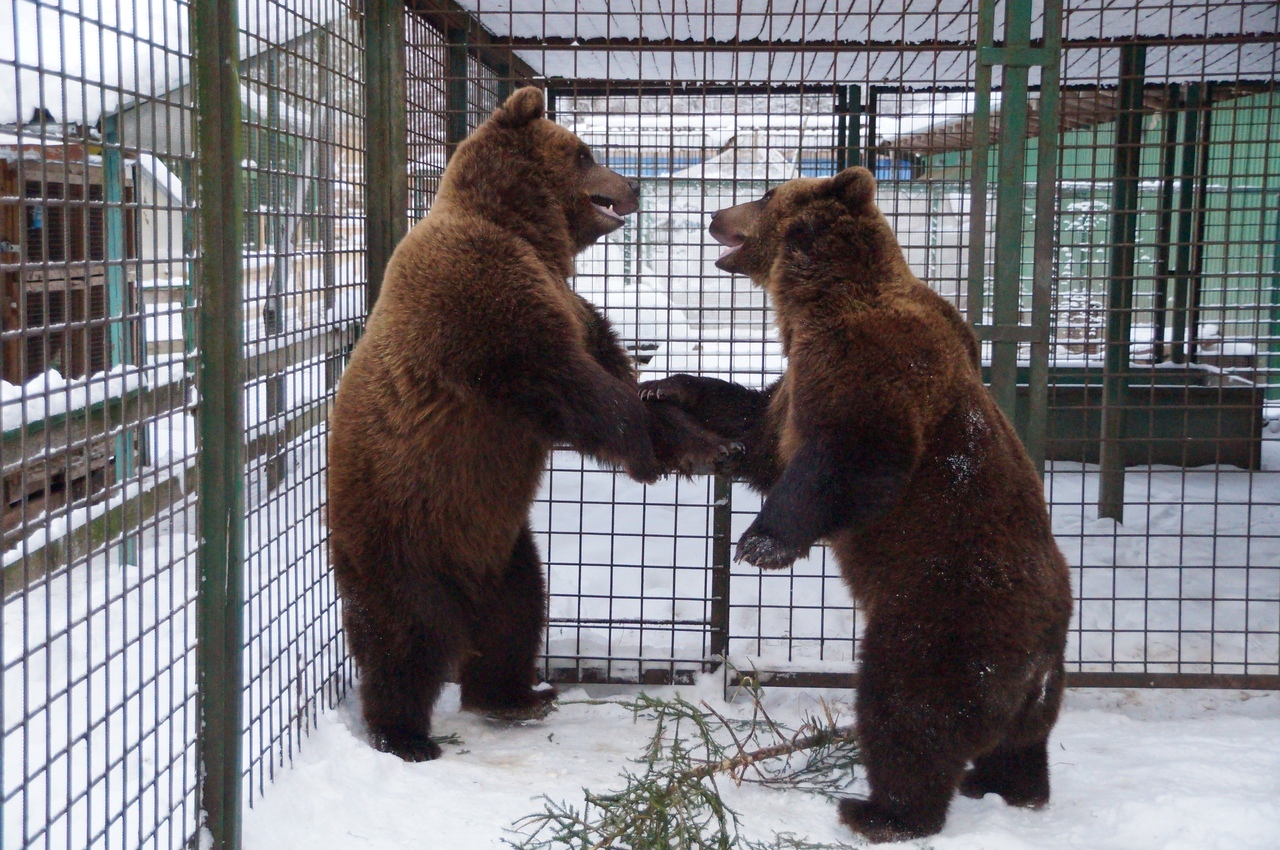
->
<box><xmin>328</xmin><ymin>87</ymin><xmax>728</xmax><ymax>762</ymax></box>
<box><xmin>641</xmin><ymin>166</ymin><xmax>1074</xmax><ymax>842</ymax></box>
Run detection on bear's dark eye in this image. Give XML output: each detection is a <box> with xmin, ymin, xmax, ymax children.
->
<box><xmin>762</xmin><ymin>189</ymin><xmax>776</xmax><ymax>203</ymax></box>
<box><xmin>578</xmin><ymin>147</ymin><xmax>593</xmax><ymax>166</ymax></box>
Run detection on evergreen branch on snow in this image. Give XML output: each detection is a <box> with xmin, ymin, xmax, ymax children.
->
<box><xmin>504</xmin><ymin>673</ymin><xmax>861</xmax><ymax>850</ymax></box>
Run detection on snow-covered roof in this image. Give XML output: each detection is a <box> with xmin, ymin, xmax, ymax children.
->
<box><xmin>453</xmin><ymin>0</ymin><xmax>1277</xmax><ymax>85</ymax></box>
<box><xmin>0</xmin><ymin>0</ymin><xmax>347</xmax><ymax>127</ymax></box>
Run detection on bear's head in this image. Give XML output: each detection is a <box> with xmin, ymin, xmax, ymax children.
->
<box><xmin>443</xmin><ymin>86</ymin><xmax>640</xmax><ymax>256</ymax></box>
<box><xmin>708</xmin><ymin>166</ymin><xmax>903</xmax><ymax>297</ymax></box>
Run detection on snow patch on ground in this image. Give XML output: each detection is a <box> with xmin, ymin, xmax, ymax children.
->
<box><xmin>240</xmin><ymin>683</ymin><xmax>1280</xmax><ymax>850</ymax></box>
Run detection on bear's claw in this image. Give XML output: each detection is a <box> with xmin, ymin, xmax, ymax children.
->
<box><xmin>735</xmin><ymin>529</ymin><xmax>804</xmax><ymax>569</ymax></box>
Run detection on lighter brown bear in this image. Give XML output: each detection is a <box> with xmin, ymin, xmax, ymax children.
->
<box><xmin>328</xmin><ymin>87</ymin><xmax>727</xmax><ymax>762</ymax></box>
<box><xmin>641</xmin><ymin>166</ymin><xmax>1073</xmax><ymax>842</ymax></box>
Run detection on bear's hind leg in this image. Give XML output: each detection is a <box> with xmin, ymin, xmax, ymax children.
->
<box><xmin>960</xmin><ymin>661</ymin><xmax>1063</xmax><ymax>808</ymax></box>
<box><xmin>459</xmin><ymin>525</ymin><xmax>557</xmax><ymax>720</ymax></box>
<box><xmin>838</xmin><ymin>747</ymin><xmax>962</xmax><ymax>843</ymax></box>
<box><xmin>345</xmin><ymin>589</ymin><xmax>458</xmax><ymax>762</ymax></box>
<box><xmin>958</xmin><ymin>740</ymin><xmax>1050</xmax><ymax>808</ymax></box>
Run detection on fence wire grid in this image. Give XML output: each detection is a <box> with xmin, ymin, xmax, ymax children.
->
<box><xmin>0</xmin><ymin>0</ymin><xmax>1277</xmax><ymax>848</ymax></box>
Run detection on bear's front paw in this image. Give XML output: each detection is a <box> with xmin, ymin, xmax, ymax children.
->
<box><xmin>734</xmin><ymin>527</ymin><xmax>805</xmax><ymax>570</ymax></box>
<box><xmin>638</xmin><ymin>375</ymin><xmax>701</xmax><ymax>407</ymax></box>
<box><xmin>370</xmin><ymin>730</ymin><xmax>443</xmax><ymax>762</ymax></box>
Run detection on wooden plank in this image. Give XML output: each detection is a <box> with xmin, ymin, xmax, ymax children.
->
<box><xmin>2</xmin><ymin>377</ymin><xmax>190</xmax><ymax>478</ymax></box>
<box><xmin>243</xmin><ymin>321</ymin><xmax>359</xmax><ymax>382</ymax></box>
<box><xmin>2</xmin><ymin>469</ymin><xmax>194</xmax><ymax>598</ymax></box>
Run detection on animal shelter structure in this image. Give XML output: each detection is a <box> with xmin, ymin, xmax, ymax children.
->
<box><xmin>0</xmin><ymin>0</ymin><xmax>1276</xmax><ymax>847</ymax></box>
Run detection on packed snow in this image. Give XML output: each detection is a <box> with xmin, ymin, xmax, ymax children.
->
<box><xmin>238</xmin><ymin>680</ymin><xmax>1280</xmax><ymax>849</ymax></box>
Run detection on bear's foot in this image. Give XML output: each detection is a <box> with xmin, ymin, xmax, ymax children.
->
<box><xmin>369</xmin><ymin>729</ymin><xmax>443</xmax><ymax>762</ymax></box>
<box><xmin>837</xmin><ymin>798</ymin><xmax>942</xmax><ymax>844</ymax></box>
<box><xmin>958</xmin><ymin>743</ymin><xmax>1050</xmax><ymax>808</ymax></box>
<box><xmin>462</xmin><ymin>685</ymin><xmax>558</xmax><ymax>722</ymax></box>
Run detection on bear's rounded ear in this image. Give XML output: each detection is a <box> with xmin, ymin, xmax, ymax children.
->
<box><xmin>829</xmin><ymin>166</ymin><xmax>876</xmax><ymax>209</ymax></box>
<box><xmin>496</xmin><ymin>86</ymin><xmax>545</xmax><ymax>127</ymax></box>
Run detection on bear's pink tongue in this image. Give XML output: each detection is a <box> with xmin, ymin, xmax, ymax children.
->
<box><xmin>718</xmin><ymin>243</ymin><xmax>740</xmax><ymax>260</ymax></box>
<box><xmin>593</xmin><ymin>202</ymin><xmax>624</xmax><ymax>222</ymax></box>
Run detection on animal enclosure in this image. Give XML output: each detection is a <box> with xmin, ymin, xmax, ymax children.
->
<box><xmin>0</xmin><ymin>1</ymin><xmax>1276</xmax><ymax>848</ymax></box>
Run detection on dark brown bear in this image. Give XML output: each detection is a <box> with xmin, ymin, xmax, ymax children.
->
<box><xmin>641</xmin><ymin>166</ymin><xmax>1073</xmax><ymax>842</ymax></box>
<box><xmin>328</xmin><ymin>86</ymin><xmax>726</xmax><ymax>762</ymax></box>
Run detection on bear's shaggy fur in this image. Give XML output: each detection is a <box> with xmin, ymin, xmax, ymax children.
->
<box><xmin>328</xmin><ymin>87</ymin><xmax>726</xmax><ymax>761</ymax></box>
<box><xmin>641</xmin><ymin>167</ymin><xmax>1073</xmax><ymax>842</ymax></box>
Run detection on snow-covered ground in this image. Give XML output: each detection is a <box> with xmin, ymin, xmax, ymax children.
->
<box><xmin>239</xmin><ymin>680</ymin><xmax>1280</xmax><ymax>850</ymax></box>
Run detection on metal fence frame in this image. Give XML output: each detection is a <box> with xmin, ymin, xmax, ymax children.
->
<box><xmin>2</xmin><ymin>1</ymin><xmax>1277</xmax><ymax>848</ymax></box>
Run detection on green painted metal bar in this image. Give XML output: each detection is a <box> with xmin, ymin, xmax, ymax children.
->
<box><xmin>709</xmin><ymin>474</ymin><xmax>732</xmax><ymax>665</ymax></box>
<box><xmin>364</xmin><ymin>0</ymin><xmax>408</xmax><ymax>310</ymax></box>
<box><xmin>192</xmin><ymin>0</ymin><xmax>245</xmax><ymax>846</ymax></box>
<box><xmin>846</xmin><ymin>85</ymin><xmax>862</xmax><ymax>169</ymax></box>
<box><xmin>1025</xmin><ymin>0</ymin><xmax>1064</xmax><ymax>476</ymax></box>
<box><xmin>1152</xmin><ymin>85</ymin><xmax>1182</xmax><ymax>364</ymax></box>
<box><xmin>445</xmin><ymin>25</ymin><xmax>470</xmax><ymax>159</ymax></box>
<box><xmin>1186</xmin><ymin>83</ymin><xmax>1214</xmax><ymax>363</ymax></box>
<box><xmin>1171</xmin><ymin>83</ymin><xmax>1204</xmax><ymax>364</ymax></box>
<box><xmin>1098</xmin><ymin>43</ymin><xmax>1147</xmax><ymax>523</ymax></box>
<box><xmin>836</xmin><ymin>89</ymin><xmax>848</xmax><ymax>172</ymax></box>
<box><xmin>966</xmin><ymin>0</ymin><xmax>996</xmax><ymax>333</ymax></box>
<box><xmin>864</xmin><ymin>87</ymin><xmax>879</xmax><ymax>176</ymax></box>
<box><xmin>102</xmin><ymin>115</ymin><xmax>138</xmax><ymax>563</ymax></box>
<box><xmin>987</xmin><ymin>0</ymin><xmax>1034</xmax><ymax>427</ymax></box>
<box><xmin>1271</xmin><ymin>199</ymin><xmax>1280</xmax><ymax>398</ymax></box>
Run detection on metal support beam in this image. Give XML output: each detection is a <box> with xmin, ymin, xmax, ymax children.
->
<box><xmin>835</xmin><ymin>85</ymin><xmax>862</xmax><ymax>171</ymax></box>
<box><xmin>191</xmin><ymin>0</ymin><xmax>245</xmax><ymax>845</ymax></box>
<box><xmin>1171</xmin><ymin>83</ymin><xmax>1204</xmax><ymax>364</ymax></box>
<box><xmin>987</xmin><ymin>0</ymin><xmax>1033</xmax><ymax>425</ymax></box>
<box><xmin>708</xmin><ymin>474</ymin><xmax>732</xmax><ymax>667</ymax></box>
<box><xmin>965</xmin><ymin>1</ymin><xmax>995</xmax><ymax>335</ymax></box>
<box><xmin>364</xmin><ymin>0</ymin><xmax>408</xmax><ymax>310</ymax></box>
<box><xmin>1186</xmin><ymin>85</ymin><xmax>1214</xmax><ymax>363</ymax></box>
<box><xmin>1152</xmin><ymin>85</ymin><xmax>1181</xmax><ymax>364</ymax></box>
<box><xmin>102</xmin><ymin>116</ymin><xmax>139</xmax><ymax>563</ymax></box>
<box><xmin>968</xmin><ymin>0</ymin><xmax>1060</xmax><ymax>470</ymax></box>
<box><xmin>1025</xmin><ymin>0</ymin><xmax>1063</xmax><ymax>475</ymax></box>
<box><xmin>1098</xmin><ymin>43</ymin><xmax>1147</xmax><ymax>523</ymax></box>
<box><xmin>445</xmin><ymin>25</ymin><xmax>470</xmax><ymax>159</ymax></box>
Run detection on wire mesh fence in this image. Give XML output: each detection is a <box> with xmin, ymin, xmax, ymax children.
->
<box><xmin>403</xmin><ymin>0</ymin><xmax>1278</xmax><ymax>690</ymax></box>
<box><xmin>0</xmin><ymin>0</ymin><xmax>1276</xmax><ymax>848</ymax></box>
<box><xmin>1</xmin><ymin>0</ymin><xmax>202</xmax><ymax>845</ymax></box>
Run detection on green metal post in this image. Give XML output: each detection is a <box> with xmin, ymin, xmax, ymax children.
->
<box><xmin>364</xmin><ymin>0</ymin><xmax>408</xmax><ymax>310</ymax></box>
<box><xmin>1171</xmin><ymin>83</ymin><xmax>1204</xmax><ymax>364</ymax></box>
<box><xmin>865</xmin><ymin>87</ymin><xmax>879</xmax><ymax>175</ymax></box>
<box><xmin>102</xmin><ymin>115</ymin><xmax>138</xmax><ymax>563</ymax></box>
<box><xmin>844</xmin><ymin>86</ymin><xmax>862</xmax><ymax>169</ymax></box>
<box><xmin>966</xmin><ymin>0</ymin><xmax>995</xmax><ymax>332</ymax></box>
<box><xmin>1025</xmin><ymin>0</ymin><xmax>1063</xmax><ymax>475</ymax></box>
<box><xmin>1098</xmin><ymin>43</ymin><xmax>1147</xmax><ymax>523</ymax></box>
<box><xmin>1271</xmin><ymin>202</ymin><xmax>1280</xmax><ymax>398</ymax></box>
<box><xmin>987</xmin><ymin>0</ymin><xmax>1033</xmax><ymax>425</ymax></box>
<box><xmin>445</xmin><ymin>25</ymin><xmax>470</xmax><ymax>159</ymax></box>
<box><xmin>709</xmin><ymin>474</ymin><xmax>732</xmax><ymax>668</ymax></box>
<box><xmin>1186</xmin><ymin>84</ymin><xmax>1214</xmax><ymax>363</ymax></box>
<box><xmin>192</xmin><ymin>0</ymin><xmax>245</xmax><ymax>846</ymax></box>
<box><xmin>1152</xmin><ymin>85</ymin><xmax>1181</xmax><ymax>364</ymax></box>
<box><xmin>836</xmin><ymin>89</ymin><xmax>848</xmax><ymax>172</ymax></box>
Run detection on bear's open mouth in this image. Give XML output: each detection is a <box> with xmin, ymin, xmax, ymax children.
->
<box><xmin>590</xmin><ymin>194</ymin><xmax>626</xmax><ymax>224</ymax></box>
<box><xmin>711</xmin><ymin>230</ymin><xmax>745</xmax><ymax>261</ymax></box>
